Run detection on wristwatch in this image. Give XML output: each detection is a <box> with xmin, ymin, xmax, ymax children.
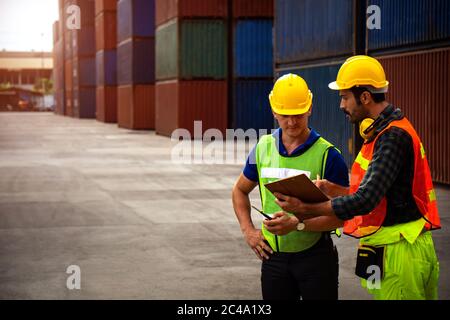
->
<box><xmin>296</xmin><ymin>221</ymin><xmax>306</xmax><ymax>231</ymax></box>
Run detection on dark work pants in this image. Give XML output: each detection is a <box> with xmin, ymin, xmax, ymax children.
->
<box><xmin>261</xmin><ymin>233</ymin><xmax>339</xmax><ymax>300</ymax></box>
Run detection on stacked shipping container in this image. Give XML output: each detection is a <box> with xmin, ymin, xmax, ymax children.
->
<box><xmin>116</xmin><ymin>0</ymin><xmax>155</xmax><ymax>129</ymax></box>
<box><xmin>367</xmin><ymin>0</ymin><xmax>450</xmax><ymax>184</ymax></box>
<box><xmin>155</xmin><ymin>0</ymin><xmax>229</xmax><ymax>137</ymax></box>
<box><xmin>95</xmin><ymin>0</ymin><xmax>118</xmax><ymax>123</ymax></box>
<box><xmin>53</xmin><ymin>20</ymin><xmax>65</xmax><ymax>115</ymax></box>
<box><xmin>274</xmin><ymin>0</ymin><xmax>355</xmax><ymax>167</ymax></box>
<box><xmin>231</xmin><ymin>0</ymin><xmax>273</xmax><ymax>133</ymax></box>
<box><xmin>71</xmin><ymin>0</ymin><xmax>97</xmax><ymax>118</ymax></box>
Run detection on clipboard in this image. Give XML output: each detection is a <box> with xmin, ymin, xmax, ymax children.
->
<box><xmin>264</xmin><ymin>173</ymin><xmax>329</xmax><ymax>203</ymax></box>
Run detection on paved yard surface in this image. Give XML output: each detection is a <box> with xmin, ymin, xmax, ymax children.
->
<box><xmin>0</xmin><ymin>112</ymin><xmax>448</xmax><ymax>299</ymax></box>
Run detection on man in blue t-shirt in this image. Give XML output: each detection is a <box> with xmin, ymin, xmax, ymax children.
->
<box><xmin>232</xmin><ymin>74</ymin><xmax>349</xmax><ymax>300</ymax></box>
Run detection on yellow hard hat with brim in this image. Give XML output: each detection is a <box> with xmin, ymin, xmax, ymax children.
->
<box><xmin>328</xmin><ymin>55</ymin><xmax>389</xmax><ymax>91</ymax></box>
<box><xmin>269</xmin><ymin>73</ymin><xmax>313</xmax><ymax>115</ymax></box>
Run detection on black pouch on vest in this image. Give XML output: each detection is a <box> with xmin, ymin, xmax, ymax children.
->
<box><xmin>355</xmin><ymin>245</ymin><xmax>385</xmax><ymax>280</ymax></box>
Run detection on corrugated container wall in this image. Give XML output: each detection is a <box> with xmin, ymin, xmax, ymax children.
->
<box><xmin>367</xmin><ymin>0</ymin><xmax>450</xmax><ymax>54</ymax></box>
<box><xmin>117</xmin><ymin>38</ymin><xmax>155</xmax><ymax>85</ymax></box>
<box><xmin>232</xmin><ymin>80</ymin><xmax>274</xmax><ymax>132</ymax></box>
<box><xmin>71</xmin><ymin>0</ymin><xmax>96</xmax><ymax>119</ymax></box>
<box><xmin>117</xmin><ymin>0</ymin><xmax>155</xmax><ymax>43</ymax></box>
<box><xmin>156</xmin><ymin>19</ymin><xmax>227</xmax><ymax>80</ymax></box>
<box><xmin>233</xmin><ymin>19</ymin><xmax>273</xmax><ymax>78</ymax></box>
<box><xmin>96</xmin><ymin>50</ymin><xmax>117</xmax><ymax>86</ymax></box>
<box><xmin>155</xmin><ymin>0</ymin><xmax>228</xmax><ymax>26</ymax></box>
<box><xmin>95</xmin><ymin>0</ymin><xmax>117</xmax><ymax>16</ymax></box>
<box><xmin>232</xmin><ymin>0</ymin><xmax>273</xmax><ymax>18</ymax></box>
<box><xmin>155</xmin><ymin>80</ymin><xmax>227</xmax><ymax>137</ymax></box>
<box><xmin>117</xmin><ymin>0</ymin><xmax>155</xmax><ymax>129</ymax></box>
<box><xmin>118</xmin><ymin>85</ymin><xmax>155</xmax><ymax>129</ymax></box>
<box><xmin>275</xmin><ymin>0</ymin><xmax>354</xmax><ymax>64</ymax></box>
<box><xmin>96</xmin><ymin>11</ymin><xmax>118</xmax><ymax>51</ymax></box>
<box><xmin>95</xmin><ymin>0</ymin><xmax>118</xmax><ymax>123</ymax></box>
<box><xmin>377</xmin><ymin>48</ymin><xmax>450</xmax><ymax>184</ymax></box>
<box><xmin>276</xmin><ymin>64</ymin><xmax>354</xmax><ymax>167</ymax></box>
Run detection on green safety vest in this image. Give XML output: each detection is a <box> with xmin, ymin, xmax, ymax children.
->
<box><xmin>255</xmin><ymin>133</ymin><xmax>336</xmax><ymax>252</ymax></box>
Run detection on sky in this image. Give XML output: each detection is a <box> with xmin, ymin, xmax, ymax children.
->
<box><xmin>0</xmin><ymin>0</ymin><xmax>59</xmax><ymax>52</ymax></box>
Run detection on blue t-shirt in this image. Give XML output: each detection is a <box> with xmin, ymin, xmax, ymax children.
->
<box><xmin>243</xmin><ymin>128</ymin><xmax>349</xmax><ymax>187</ymax></box>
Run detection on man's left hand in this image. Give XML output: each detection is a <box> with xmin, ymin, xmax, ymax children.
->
<box><xmin>274</xmin><ymin>192</ymin><xmax>306</xmax><ymax>214</ymax></box>
<box><xmin>263</xmin><ymin>212</ymin><xmax>299</xmax><ymax>236</ymax></box>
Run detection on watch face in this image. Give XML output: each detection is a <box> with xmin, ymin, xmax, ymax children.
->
<box><xmin>297</xmin><ymin>222</ymin><xmax>305</xmax><ymax>231</ymax></box>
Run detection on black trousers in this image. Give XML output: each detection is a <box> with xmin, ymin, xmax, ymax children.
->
<box><xmin>261</xmin><ymin>233</ymin><xmax>339</xmax><ymax>300</ymax></box>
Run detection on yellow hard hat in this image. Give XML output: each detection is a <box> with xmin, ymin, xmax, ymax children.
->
<box><xmin>328</xmin><ymin>55</ymin><xmax>389</xmax><ymax>91</ymax></box>
<box><xmin>269</xmin><ymin>73</ymin><xmax>313</xmax><ymax>115</ymax></box>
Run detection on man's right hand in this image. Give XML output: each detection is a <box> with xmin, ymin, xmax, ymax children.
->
<box><xmin>314</xmin><ymin>179</ymin><xmax>349</xmax><ymax>198</ymax></box>
<box><xmin>244</xmin><ymin>228</ymin><xmax>273</xmax><ymax>261</ymax></box>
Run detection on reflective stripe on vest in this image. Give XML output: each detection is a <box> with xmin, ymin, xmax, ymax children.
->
<box><xmin>256</xmin><ymin>134</ymin><xmax>335</xmax><ymax>252</ymax></box>
<box><xmin>344</xmin><ymin>117</ymin><xmax>441</xmax><ymax>239</ymax></box>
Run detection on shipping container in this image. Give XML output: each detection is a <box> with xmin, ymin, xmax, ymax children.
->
<box><xmin>117</xmin><ymin>38</ymin><xmax>155</xmax><ymax>85</ymax></box>
<box><xmin>96</xmin><ymin>85</ymin><xmax>117</xmax><ymax>122</ymax></box>
<box><xmin>64</xmin><ymin>59</ymin><xmax>73</xmax><ymax>90</ymax></box>
<box><xmin>73</xmin><ymin>86</ymin><xmax>96</xmax><ymax>118</ymax></box>
<box><xmin>73</xmin><ymin>57</ymin><xmax>96</xmax><ymax>87</ymax></box>
<box><xmin>73</xmin><ymin>0</ymin><xmax>96</xmax><ymax>26</ymax></box>
<box><xmin>377</xmin><ymin>48</ymin><xmax>450</xmax><ymax>184</ymax></box>
<box><xmin>275</xmin><ymin>63</ymin><xmax>354</xmax><ymax>167</ymax></box>
<box><xmin>155</xmin><ymin>80</ymin><xmax>227</xmax><ymax>137</ymax></box>
<box><xmin>367</xmin><ymin>0</ymin><xmax>450</xmax><ymax>54</ymax></box>
<box><xmin>64</xmin><ymin>30</ymin><xmax>72</xmax><ymax>59</ymax></box>
<box><xmin>96</xmin><ymin>49</ymin><xmax>117</xmax><ymax>86</ymax></box>
<box><xmin>55</xmin><ymin>89</ymin><xmax>65</xmax><ymax>115</ymax></box>
<box><xmin>233</xmin><ymin>19</ymin><xmax>273</xmax><ymax>78</ymax></box>
<box><xmin>54</xmin><ymin>39</ymin><xmax>65</xmax><ymax>70</ymax></box>
<box><xmin>118</xmin><ymin>84</ymin><xmax>155</xmax><ymax>129</ymax></box>
<box><xmin>232</xmin><ymin>0</ymin><xmax>273</xmax><ymax>18</ymax></box>
<box><xmin>275</xmin><ymin>0</ymin><xmax>354</xmax><ymax>64</ymax></box>
<box><xmin>117</xmin><ymin>0</ymin><xmax>155</xmax><ymax>43</ymax></box>
<box><xmin>72</xmin><ymin>25</ymin><xmax>96</xmax><ymax>57</ymax></box>
<box><xmin>232</xmin><ymin>79</ymin><xmax>274</xmax><ymax>132</ymax></box>
<box><xmin>155</xmin><ymin>0</ymin><xmax>228</xmax><ymax>26</ymax></box>
<box><xmin>95</xmin><ymin>0</ymin><xmax>117</xmax><ymax>16</ymax></box>
<box><xmin>156</xmin><ymin>19</ymin><xmax>227</xmax><ymax>80</ymax></box>
<box><xmin>95</xmin><ymin>11</ymin><xmax>117</xmax><ymax>51</ymax></box>
<box><xmin>53</xmin><ymin>21</ymin><xmax>60</xmax><ymax>43</ymax></box>
<box><xmin>65</xmin><ymin>89</ymin><xmax>73</xmax><ymax>117</ymax></box>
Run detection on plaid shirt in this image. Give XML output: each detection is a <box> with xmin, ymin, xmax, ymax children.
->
<box><xmin>332</xmin><ymin>105</ymin><xmax>423</xmax><ymax>225</ymax></box>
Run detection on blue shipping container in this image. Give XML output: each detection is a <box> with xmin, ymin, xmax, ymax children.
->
<box><xmin>74</xmin><ymin>87</ymin><xmax>96</xmax><ymax>118</ymax></box>
<box><xmin>233</xmin><ymin>79</ymin><xmax>274</xmax><ymax>132</ymax></box>
<box><xmin>234</xmin><ymin>19</ymin><xmax>273</xmax><ymax>78</ymax></box>
<box><xmin>276</xmin><ymin>64</ymin><xmax>354</xmax><ymax>167</ymax></box>
<box><xmin>96</xmin><ymin>50</ymin><xmax>117</xmax><ymax>86</ymax></box>
<box><xmin>367</xmin><ymin>0</ymin><xmax>450</xmax><ymax>52</ymax></box>
<box><xmin>77</xmin><ymin>57</ymin><xmax>96</xmax><ymax>86</ymax></box>
<box><xmin>275</xmin><ymin>0</ymin><xmax>354</xmax><ymax>64</ymax></box>
<box><xmin>117</xmin><ymin>0</ymin><xmax>155</xmax><ymax>43</ymax></box>
<box><xmin>117</xmin><ymin>38</ymin><xmax>155</xmax><ymax>85</ymax></box>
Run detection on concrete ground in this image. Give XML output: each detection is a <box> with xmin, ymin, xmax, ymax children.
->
<box><xmin>0</xmin><ymin>112</ymin><xmax>448</xmax><ymax>300</ymax></box>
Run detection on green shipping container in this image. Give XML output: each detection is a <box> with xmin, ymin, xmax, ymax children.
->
<box><xmin>156</xmin><ymin>19</ymin><xmax>227</xmax><ymax>80</ymax></box>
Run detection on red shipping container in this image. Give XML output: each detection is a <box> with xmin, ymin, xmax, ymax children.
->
<box><xmin>95</xmin><ymin>0</ymin><xmax>117</xmax><ymax>16</ymax></box>
<box><xmin>232</xmin><ymin>0</ymin><xmax>273</xmax><ymax>18</ymax></box>
<box><xmin>64</xmin><ymin>59</ymin><xmax>73</xmax><ymax>91</ymax></box>
<box><xmin>378</xmin><ymin>48</ymin><xmax>450</xmax><ymax>184</ymax></box>
<box><xmin>96</xmin><ymin>85</ymin><xmax>117</xmax><ymax>123</ymax></box>
<box><xmin>155</xmin><ymin>0</ymin><xmax>228</xmax><ymax>26</ymax></box>
<box><xmin>155</xmin><ymin>80</ymin><xmax>227</xmax><ymax>137</ymax></box>
<box><xmin>95</xmin><ymin>11</ymin><xmax>117</xmax><ymax>51</ymax></box>
<box><xmin>65</xmin><ymin>89</ymin><xmax>73</xmax><ymax>117</ymax></box>
<box><xmin>118</xmin><ymin>84</ymin><xmax>155</xmax><ymax>129</ymax></box>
